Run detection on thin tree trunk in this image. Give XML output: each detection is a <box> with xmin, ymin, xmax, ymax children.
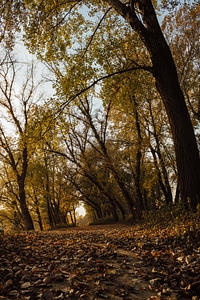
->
<box><xmin>132</xmin><ymin>96</ymin><xmax>144</xmax><ymax>215</ymax></box>
<box><xmin>148</xmin><ymin>100</ymin><xmax>173</xmax><ymax>205</ymax></box>
<box><xmin>108</xmin><ymin>200</ymin><xmax>119</xmax><ymax>222</ymax></box>
<box><xmin>47</xmin><ymin>198</ymin><xmax>54</xmax><ymax>228</ymax></box>
<box><xmin>174</xmin><ymin>182</ymin><xmax>180</xmax><ymax>204</ymax></box>
<box><xmin>150</xmin><ymin>147</ymin><xmax>171</xmax><ymax>205</ymax></box>
<box><xmin>115</xmin><ymin>198</ymin><xmax>126</xmax><ymax>219</ymax></box>
<box><xmin>36</xmin><ymin>206</ymin><xmax>43</xmax><ymax>231</ymax></box>
<box><xmin>33</xmin><ymin>188</ymin><xmax>43</xmax><ymax>231</ymax></box>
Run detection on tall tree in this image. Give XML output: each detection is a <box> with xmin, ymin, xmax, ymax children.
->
<box><xmin>0</xmin><ymin>50</ymin><xmax>43</xmax><ymax>230</ymax></box>
<box><xmin>104</xmin><ymin>0</ymin><xmax>200</xmax><ymax>210</ymax></box>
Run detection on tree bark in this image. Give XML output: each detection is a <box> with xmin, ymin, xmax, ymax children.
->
<box><xmin>36</xmin><ymin>206</ymin><xmax>43</xmax><ymax>231</ymax></box>
<box><xmin>106</xmin><ymin>0</ymin><xmax>200</xmax><ymax>210</ymax></box>
<box><xmin>16</xmin><ymin>147</ymin><xmax>34</xmax><ymax>230</ymax></box>
<box><xmin>18</xmin><ymin>181</ymin><xmax>34</xmax><ymax>230</ymax></box>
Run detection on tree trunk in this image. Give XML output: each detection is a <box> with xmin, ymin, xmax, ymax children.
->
<box><xmin>47</xmin><ymin>198</ymin><xmax>54</xmax><ymax>228</ymax></box>
<box><xmin>36</xmin><ymin>206</ymin><xmax>43</xmax><ymax>231</ymax></box>
<box><xmin>115</xmin><ymin>198</ymin><xmax>126</xmax><ymax>219</ymax></box>
<box><xmin>108</xmin><ymin>200</ymin><xmax>119</xmax><ymax>222</ymax></box>
<box><xmin>132</xmin><ymin>96</ymin><xmax>144</xmax><ymax>214</ymax></box>
<box><xmin>107</xmin><ymin>0</ymin><xmax>200</xmax><ymax>210</ymax></box>
<box><xmin>174</xmin><ymin>182</ymin><xmax>180</xmax><ymax>204</ymax></box>
<box><xmin>148</xmin><ymin>100</ymin><xmax>173</xmax><ymax>205</ymax></box>
<box><xmin>151</xmin><ymin>147</ymin><xmax>172</xmax><ymax>205</ymax></box>
<box><xmin>72</xmin><ymin>205</ymin><xmax>77</xmax><ymax>225</ymax></box>
<box><xmin>145</xmin><ymin>16</ymin><xmax>200</xmax><ymax>210</ymax></box>
<box><xmin>18</xmin><ymin>182</ymin><xmax>34</xmax><ymax>230</ymax></box>
<box><xmin>34</xmin><ymin>189</ymin><xmax>44</xmax><ymax>231</ymax></box>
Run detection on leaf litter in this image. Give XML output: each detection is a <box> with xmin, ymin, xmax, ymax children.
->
<box><xmin>0</xmin><ymin>224</ymin><xmax>200</xmax><ymax>300</ymax></box>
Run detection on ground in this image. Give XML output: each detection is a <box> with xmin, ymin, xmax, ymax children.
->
<box><xmin>0</xmin><ymin>224</ymin><xmax>200</xmax><ymax>299</ymax></box>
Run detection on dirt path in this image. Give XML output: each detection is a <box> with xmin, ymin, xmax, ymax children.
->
<box><xmin>0</xmin><ymin>224</ymin><xmax>200</xmax><ymax>299</ymax></box>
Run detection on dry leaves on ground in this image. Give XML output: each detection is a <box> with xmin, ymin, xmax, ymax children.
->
<box><xmin>0</xmin><ymin>224</ymin><xmax>200</xmax><ymax>300</ymax></box>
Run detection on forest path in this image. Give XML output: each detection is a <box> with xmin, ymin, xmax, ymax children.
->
<box><xmin>0</xmin><ymin>224</ymin><xmax>200</xmax><ymax>299</ymax></box>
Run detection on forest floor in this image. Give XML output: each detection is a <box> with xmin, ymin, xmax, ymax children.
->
<box><xmin>0</xmin><ymin>223</ymin><xmax>200</xmax><ymax>300</ymax></box>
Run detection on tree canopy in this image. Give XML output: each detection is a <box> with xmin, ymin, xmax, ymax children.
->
<box><xmin>0</xmin><ymin>0</ymin><xmax>199</xmax><ymax>229</ymax></box>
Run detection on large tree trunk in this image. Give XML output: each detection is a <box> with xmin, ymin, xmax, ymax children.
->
<box><xmin>107</xmin><ymin>0</ymin><xmax>200</xmax><ymax>210</ymax></box>
<box><xmin>142</xmin><ymin>2</ymin><xmax>200</xmax><ymax>210</ymax></box>
<box><xmin>154</xmin><ymin>59</ymin><xmax>200</xmax><ymax>210</ymax></box>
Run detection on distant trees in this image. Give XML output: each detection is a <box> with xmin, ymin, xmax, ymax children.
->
<box><xmin>27</xmin><ymin>152</ymin><xmax>79</xmax><ymax>229</ymax></box>
<box><xmin>42</xmin><ymin>90</ymin><xmax>175</xmax><ymax>221</ymax></box>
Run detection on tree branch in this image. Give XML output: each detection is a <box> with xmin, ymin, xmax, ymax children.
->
<box><xmin>82</xmin><ymin>7</ymin><xmax>112</xmax><ymax>57</ymax></box>
<box><xmin>56</xmin><ymin>65</ymin><xmax>152</xmax><ymax>116</ymax></box>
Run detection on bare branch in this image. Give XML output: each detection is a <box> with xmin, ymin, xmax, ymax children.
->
<box><xmin>82</xmin><ymin>7</ymin><xmax>112</xmax><ymax>57</ymax></box>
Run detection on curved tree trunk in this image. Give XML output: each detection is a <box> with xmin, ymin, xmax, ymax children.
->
<box><xmin>147</xmin><ymin>17</ymin><xmax>200</xmax><ymax>210</ymax></box>
<box><xmin>107</xmin><ymin>0</ymin><xmax>200</xmax><ymax>210</ymax></box>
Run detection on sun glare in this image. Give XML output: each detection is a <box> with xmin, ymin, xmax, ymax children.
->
<box><xmin>76</xmin><ymin>204</ymin><xmax>86</xmax><ymax>217</ymax></box>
